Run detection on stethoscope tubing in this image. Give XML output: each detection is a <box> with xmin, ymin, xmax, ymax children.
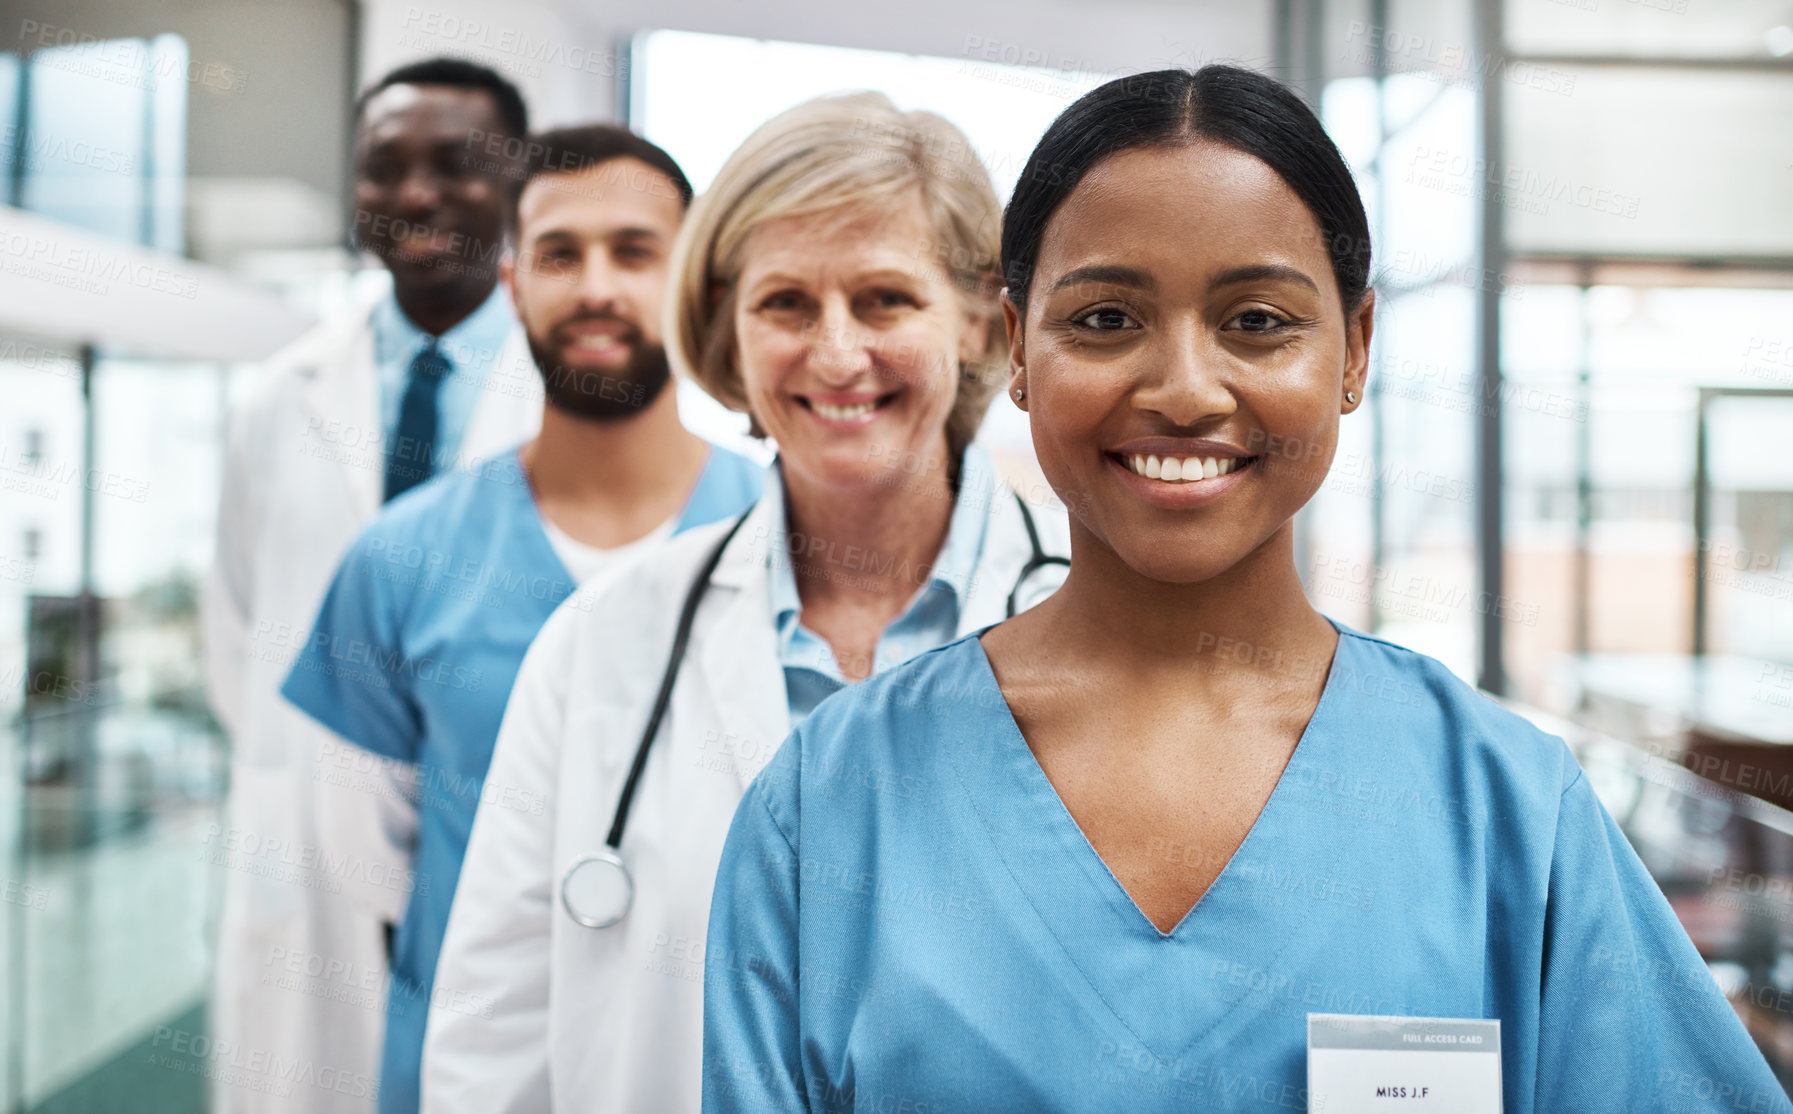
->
<box><xmin>603</xmin><ymin>510</ymin><xmax>752</xmax><ymax>850</ymax></box>
<box><xmin>566</xmin><ymin>490</ymin><xmax>1062</xmax><ymax>928</ymax></box>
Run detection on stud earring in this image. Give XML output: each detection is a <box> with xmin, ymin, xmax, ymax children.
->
<box><xmin>1013</xmin><ymin>385</ymin><xmax>1026</xmax><ymax>402</ymax></box>
<box><xmin>1346</xmin><ymin>391</ymin><xmax>1358</xmax><ymax>404</ymax></box>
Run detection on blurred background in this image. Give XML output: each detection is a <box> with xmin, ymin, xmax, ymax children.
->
<box><xmin>0</xmin><ymin>0</ymin><xmax>1789</xmax><ymax>1108</ymax></box>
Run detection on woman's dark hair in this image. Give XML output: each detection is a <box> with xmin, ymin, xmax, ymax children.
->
<box><xmin>1002</xmin><ymin>65</ymin><xmax>1371</xmax><ymax>315</ymax></box>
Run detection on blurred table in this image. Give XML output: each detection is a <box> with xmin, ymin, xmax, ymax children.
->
<box><xmin>1558</xmin><ymin>653</ymin><xmax>1793</xmax><ymax>811</ymax></box>
<box><xmin>1513</xmin><ymin>702</ymin><xmax>1793</xmax><ymax>1089</ymax></box>
<box><xmin>1562</xmin><ymin>653</ymin><xmax>1793</xmax><ymax>746</ymax></box>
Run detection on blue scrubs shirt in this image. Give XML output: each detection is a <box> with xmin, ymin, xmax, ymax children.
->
<box><xmin>704</xmin><ymin>624</ymin><xmax>1784</xmax><ymax>1113</ymax></box>
<box><xmin>282</xmin><ymin>443</ymin><xmax>759</xmax><ymax>1114</ymax></box>
<box><xmin>765</xmin><ymin>444</ymin><xmax>992</xmax><ymax>726</ymax></box>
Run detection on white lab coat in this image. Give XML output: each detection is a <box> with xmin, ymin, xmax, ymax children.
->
<box><xmin>201</xmin><ymin>291</ymin><xmax>542</xmax><ymax>1114</ymax></box>
<box><xmin>421</xmin><ymin>466</ymin><xmax>1068</xmax><ymax>1114</ymax></box>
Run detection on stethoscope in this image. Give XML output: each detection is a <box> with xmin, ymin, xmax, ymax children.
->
<box><xmin>560</xmin><ymin>490</ymin><xmax>1068</xmax><ymax>929</ymax></box>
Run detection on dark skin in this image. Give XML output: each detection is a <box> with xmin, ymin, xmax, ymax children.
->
<box><xmin>980</xmin><ymin>141</ymin><xmax>1374</xmax><ymax>933</ymax></box>
<box><xmin>351</xmin><ymin>84</ymin><xmax>523</xmax><ymax>336</ymax></box>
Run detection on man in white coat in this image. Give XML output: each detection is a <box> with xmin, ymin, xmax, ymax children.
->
<box><xmin>202</xmin><ymin>58</ymin><xmax>539</xmax><ymax>1113</ymax></box>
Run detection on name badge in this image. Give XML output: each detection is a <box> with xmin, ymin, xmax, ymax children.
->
<box><xmin>1308</xmin><ymin>1014</ymin><xmax>1502</xmax><ymax>1113</ymax></box>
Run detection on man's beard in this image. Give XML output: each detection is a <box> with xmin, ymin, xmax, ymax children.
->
<box><xmin>527</xmin><ymin>318</ymin><xmax>673</xmax><ymax>422</ymax></box>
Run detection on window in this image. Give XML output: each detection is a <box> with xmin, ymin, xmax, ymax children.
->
<box><xmin>4</xmin><ymin>33</ymin><xmax>188</xmax><ymax>250</ymax></box>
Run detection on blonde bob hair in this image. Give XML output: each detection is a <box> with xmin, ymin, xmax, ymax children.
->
<box><xmin>666</xmin><ymin>92</ymin><xmax>1005</xmax><ymax>461</ymax></box>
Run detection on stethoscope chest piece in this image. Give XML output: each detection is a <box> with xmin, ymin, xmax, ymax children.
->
<box><xmin>555</xmin><ymin>496</ymin><xmax>1063</xmax><ymax>931</ymax></box>
<box><xmin>561</xmin><ymin>850</ymin><xmax>634</xmax><ymax>928</ymax></box>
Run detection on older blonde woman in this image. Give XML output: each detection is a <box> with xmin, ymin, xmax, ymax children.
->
<box><xmin>419</xmin><ymin>95</ymin><xmax>1067</xmax><ymax>1114</ymax></box>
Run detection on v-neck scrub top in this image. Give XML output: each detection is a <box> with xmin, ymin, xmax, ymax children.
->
<box><xmin>702</xmin><ymin>624</ymin><xmax>1784</xmax><ymax>1113</ymax></box>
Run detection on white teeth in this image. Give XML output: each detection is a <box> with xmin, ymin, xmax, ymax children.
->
<box><xmin>1124</xmin><ymin>454</ymin><xmax>1245</xmax><ymax>484</ymax></box>
<box><xmin>812</xmin><ymin>400</ymin><xmax>877</xmax><ymax>421</ymax></box>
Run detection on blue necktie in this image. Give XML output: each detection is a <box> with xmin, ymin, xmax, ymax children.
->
<box><xmin>384</xmin><ymin>342</ymin><xmax>451</xmax><ymax>503</ymax></box>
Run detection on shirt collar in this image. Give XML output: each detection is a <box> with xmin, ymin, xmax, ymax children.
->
<box><xmin>372</xmin><ymin>282</ymin><xmax>514</xmax><ymax>373</ymax></box>
<box><xmin>765</xmin><ymin>442</ymin><xmax>995</xmax><ymax>628</ymax></box>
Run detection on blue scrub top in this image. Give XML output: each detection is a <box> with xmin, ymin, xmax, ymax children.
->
<box><xmin>282</xmin><ymin>443</ymin><xmax>759</xmax><ymax>1114</ymax></box>
<box><xmin>766</xmin><ymin>443</ymin><xmax>994</xmax><ymax>726</ymax></box>
<box><xmin>704</xmin><ymin>624</ymin><xmax>1784</xmax><ymax>1113</ymax></box>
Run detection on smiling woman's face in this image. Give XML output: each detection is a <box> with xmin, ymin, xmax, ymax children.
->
<box><xmin>734</xmin><ymin>197</ymin><xmax>986</xmax><ymax>493</ymax></box>
<box><xmin>1008</xmin><ymin>140</ymin><xmax>1372</xmax><ymax>585</ymax></box>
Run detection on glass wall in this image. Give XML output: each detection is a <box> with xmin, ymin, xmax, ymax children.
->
<box><xmin>1</xmin><ymin>346</ymin><xmax>231</xmax><ymax>1111</ymax></box>
<box><xmin>1313</xmin><ymin>0</ymin><xmax>1793</xmax><ymax>1078</ymax></box>
<box><xmin>1494</xmin><ymin>0</ymin><xmax>1793</xmax><ymax>700</ymax></box>
<box><xmin>5</xmin><ymin>34</ymin><xmax>188</xmax><ymax>250</ymax></box>
<box><xmin>1320</xmin><ymin>71</ymin><xmax>1483</xmax><ymax>678</ymax></box>
<box><xmin>1</xmin><ymin>31</ymin><xmax>226</xmax><ymax>1112</ymax></box>
<box><xmin>1503</xmin><ymin>283</ymin><xmax>1793</xmax><ymax>701</ymax></box>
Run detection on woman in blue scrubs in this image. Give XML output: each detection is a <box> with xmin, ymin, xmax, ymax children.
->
<box><xmin>702</xmin><ymin>65</ymin><xmax>1784</xmax><ymax>1112</ymax></box>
